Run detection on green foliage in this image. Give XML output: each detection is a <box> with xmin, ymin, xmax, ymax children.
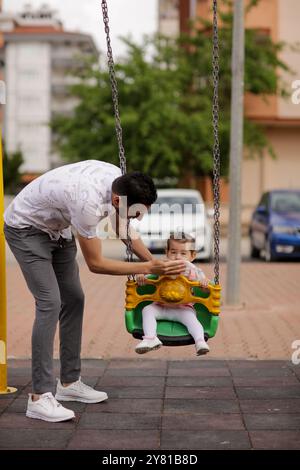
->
<box><xmin>3</xmin><ymin>146</ymin><xmax>24</xmax><ymax>195</ymax></box>
<box><xmin>52</xmin><ymin>0</ymin><xmax>292</xmax><ymax>180</ymax></box>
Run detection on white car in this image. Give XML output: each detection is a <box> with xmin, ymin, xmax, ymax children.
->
<box><xmin>131</xmin><ymin>188</ymin><xmax>213</xmax><ymax>261</ymax></box>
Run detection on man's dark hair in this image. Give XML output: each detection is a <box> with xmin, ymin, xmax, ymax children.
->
<box><xmin>112</xmin><ymin>171</ymin><xmax>157</xmax><ymax>206</ymax></box>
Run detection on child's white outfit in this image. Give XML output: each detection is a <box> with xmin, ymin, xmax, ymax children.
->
<box><xmin>135</xmin><ymin>262</ymin><xmax>210</xmax><ymax>355</ymax></box>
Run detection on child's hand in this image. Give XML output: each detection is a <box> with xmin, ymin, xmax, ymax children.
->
<box><xmin>200</xmin><ymin>277</ymin><xmax>210</xmax><ymax>288</ymax></box>
<box><xmin>136</xmin><ymin>274</ymin><xmax>147</xmax><ymax>286</ymax></box>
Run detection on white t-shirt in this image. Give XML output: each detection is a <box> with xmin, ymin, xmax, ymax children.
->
<box><xmin>4</xmin><ymin>160</ymin><xmax>122</xmax><ymax>240</ymax></box>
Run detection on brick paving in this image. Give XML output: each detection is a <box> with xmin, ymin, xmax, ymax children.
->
<box><xmin>0</xmin><ymin>359</ymin><xmax>300</xmax><ymax>450</ymax></box>
<box><xmin>5</xmin><ymin>259</ymin><xmax>300</xmax><ymax>360</ymax></box>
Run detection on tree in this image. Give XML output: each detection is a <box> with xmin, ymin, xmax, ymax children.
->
<box><xmin>52</xmin><ymin>0</ymin><xmax>292</xmax><ymax>181</ymax></box>
<box><xmin>3</xmin><ymin>145</ymin><xmax>24</xmax><ymax>195</ymax></box>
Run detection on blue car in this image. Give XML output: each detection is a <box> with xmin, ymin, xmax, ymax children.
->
<box><xmin>249</xmin><ymin>190</ymin><xmax>300</xmax><ymax>261</ymax></box>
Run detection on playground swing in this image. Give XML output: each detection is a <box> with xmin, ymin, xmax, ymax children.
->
<box><xmin>101</xmin><ymin>0</ymin><xmax>221</xmax><ymax>346</ymax></box>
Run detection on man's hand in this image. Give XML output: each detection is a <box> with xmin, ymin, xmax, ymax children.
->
<box><xmin>78</xmin><ymin>235</ymin><xmax>185</xmax><ymax>276</ymax></box>
<box><xmin>136</xmin><ymin>274</ymin><xmax>147</xmax><ymax>285</ymax></box>
<box><xmin>148</xmin><ymin>259</ymin><xmax>186</xmax><ymax>276</ymax></box>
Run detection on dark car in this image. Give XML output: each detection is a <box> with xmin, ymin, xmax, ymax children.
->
<box><xmin>249</xmin><ymin>190</ymin><xmax>300</xmax><ymax>261</ymax></box>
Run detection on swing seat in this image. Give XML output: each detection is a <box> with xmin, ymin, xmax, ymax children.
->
<box><xmin>125</xmin><ymin>275</ymin><xmax>221</xmax><ymax>346</ymax></box>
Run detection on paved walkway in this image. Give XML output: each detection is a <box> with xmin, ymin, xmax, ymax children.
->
<box><xmin>5</xmin><ymin>257</ymin><xmax>300</xmax><ymax>360</ymax></box>
<box><xmin>1</xmin><ymin>359</ymin><xmax>300</xmax><ymax>450</ymax></box>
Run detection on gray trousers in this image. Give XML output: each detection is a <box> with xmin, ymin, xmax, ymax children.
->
<box><xmin>4</xmin><ymin>224</ymin><xmax>85</xmax><ymax>394</ymax></box>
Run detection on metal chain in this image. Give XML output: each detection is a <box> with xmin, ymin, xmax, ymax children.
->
<box><xmin>101</xmin><ymin>0</ymin><xmax>127</xmax><ymax>176</ymax></box>
<box><xmin>101</xmin><ymin>0</ymin><xmax>134</xmax><ymax>273</ymax></box>
<box><xmin>126</xmin><ymin>219</ymin><xmax>134</xmax><ymax>262</ymax></box>
<box><xmin>101</xmin><ymin>0</ymin><xmax>220</xmax><ymax>282</ymax></box>
<box><xmin>212</xmin><ymin>0</ymin><xmax>221</xmax><ymax>285</ymax></box>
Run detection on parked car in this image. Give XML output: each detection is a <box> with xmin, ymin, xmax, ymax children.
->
<box><xmin>131</xmin><ymin>188</ymin><xmax>213</xmax><ymax>261</ymax></box>
<box><xmin>249</xmin><ymin>189</ymin><xmax>300</xmax><ymax>261</ymax></box>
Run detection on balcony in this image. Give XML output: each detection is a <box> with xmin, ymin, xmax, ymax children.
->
<box><xmin>51</xmin><ymin>57</ymin><xmax>85</xmax><ymax>71</ymax></box>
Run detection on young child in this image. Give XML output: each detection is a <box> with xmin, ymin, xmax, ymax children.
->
<box><xmin>135</xmin><ymin>233</ymin><xmax>211</xmax><ymax>356</ymax></box>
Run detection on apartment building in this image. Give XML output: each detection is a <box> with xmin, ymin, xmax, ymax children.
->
<box><xmin>0</xmin><ymin>4</ymin><xmax>98</xmax><ymax>174</ymax></box>
<box><xmin>158</xmin><ymin>0</ymin><xmax>180</xmax><ymax>36</ymax></box>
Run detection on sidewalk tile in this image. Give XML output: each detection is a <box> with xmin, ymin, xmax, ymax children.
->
<box><xmin>98</xmin><ymin>376</ymin><xmax>165</xmax><ymax>387</ymax></box>
<box><xmin>0</xmin><ymin>399</ymin><xmax>14</xmax><ymax>412</ymax></box>
<box><xmin>166</xmin><ymin>376</ymin><xmax>232</xmax><ymax>387</ymax></box>
<box><xmin>98</xmin><ymin>386</ymin><xmax>165</xmax><ymax>399</ymax></box>
<box><xmin>236</xmin><ymin>386</ymin><xmax>300</xmax><ymax>400</ymax></box>
<box><xmin>244</xmin><ymin>413</ymin><xmax>300</xmax><ymax>430</ymax></box>
<box><xmin>169</xmin><ymin>360</ymin><xmax>228</xmax><ymax>369</ymax></box>
<box><xmin>79</xmin><ymin>368</ymin><xmax>106</xmax><ymax>377</ymax></box>
<box><xmin>162</xmin><ymin>414</ymin><xmax>245</xmax><ymax>430</ymax></box>
<box><xmin>67</xmin><ymin>429</ymin><xmax>160</xmax><ymax>450</ymax></box>
<box><xmin>164</xmin><ymin>399</ymin><xmax>240</xmax><ymax>414</ymax></box>
<box><xmin>161</xmin><ymin>430</ymin><xmax>251</xmax><ymax>450</ymax></box>
<box><xmin>8</xmin><ymin>367</ymin><xmax>32</xmax><ymax>377</ymax></box>
<box><xmin>86</xmin><ymin>399</ymin><xmax>163</xmax><ymax>414</ymax></box>
<box><xmin>78</xmin><ymin>412</ymin><xmax>160</xmax><ymax>430</ymax></box>
<box><xmin>168</xmin><ymin>368</ymin><xmax>231</xmax><ymax>377</ymax></box>
<box><xmin>108</xmin><ymin>359</ymin><xmax>167</xmax><ymax>369</ymax></box>
<box><xmin>250</xmin><ymin>431</ymin><xmax>300</xmax><ymax>449</ymax></box>
<box><xmin>0</xmin><ymin>411</ymin><xmax>79</xmax><ymax>429</ymax></box>
<box><xmin>229</xmin><ymin>360</ymin><xmax>291</xmax><ymax>369</ymax></box>
<box><xmin>7</xmin><ymin>372</ymin><xmax>31</xmax><ymax>389</ymax></box>
<box><xmin>290</xmin><ymin>366</ymin><xmax>300</xmax><ymax>380</ymax></box>
<box><xmin>104</xmin><ymin>368</ymin><xmax>166</xmax><ymax>377</ymax></box>
<box><xmin>230</xmin><ymin>367</ymin><xmax>295</xmax><ymax>377</ymax></box>
<box><xmin>0</xmin><ymin>429</ymin><xmax>73</xmax><ymax>449</ymax></box>
<box><xmin>165</xmin><ymin>386</ymin><xmax>236</xmax><ymax>400</ymax></box>
<box><xmin>232</xmin><ymin>376</ymin><xmax>300</xmax><ymax>387</ymax></box>
<box><xmin>2</xmin><ymin>398</ymin><xmax>27</xmax><ymax>413</ymax></box>
<box><xmin>81</xmin><ymin>359</ymin><xmax>108</xmax><ymax>369</ymax></box>
<box><xmin>240</xmin><ymin>399</ymin><xmax>300</xmax><ymax>414</ymax></box>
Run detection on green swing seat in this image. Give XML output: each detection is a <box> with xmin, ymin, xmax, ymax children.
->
<box><xmin>125</xmin><ymin>276</ymin><xmax>220</xmax><ymax>346</ymax></box>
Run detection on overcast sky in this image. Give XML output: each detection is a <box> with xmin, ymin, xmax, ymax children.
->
<box><xmin>3</xmin><ymin>0</ymin><xmax>159</xmax><ymax>57</ymax></box>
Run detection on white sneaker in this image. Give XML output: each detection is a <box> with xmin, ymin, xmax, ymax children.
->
<box><xmin>195</xmin><ymin>339</ymin><xmax>210</xmax><ymax>356</ymax></box>
<box><xmin>55</xmin><ymin>377</ymin><xmax>108</xmax><ymax>404</ymax></box>
<box><xmin>26</xmin><ymin>392</ymin><xmax>75</xmax><ymax>422</ymax></box>
<box><xmin>135</xmin><ymin>337</ymin><xmax>162</xmax><ymax>354</ymax></box>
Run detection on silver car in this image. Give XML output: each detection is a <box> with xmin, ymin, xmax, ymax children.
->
<box><xmin>131</xmin><ymin>189</ymin><xmax>213</xmax><ymax>261</ymax></box>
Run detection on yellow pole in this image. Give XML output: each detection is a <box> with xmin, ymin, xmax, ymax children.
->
<box><xmin>0</xmin><ymin>133</ymin><xmax>17</xmax><ymax>394</ymax></box>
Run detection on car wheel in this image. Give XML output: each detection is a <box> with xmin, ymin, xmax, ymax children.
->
<box><xmin>264</xmin><ymin>237</ymin><xmax>276</xmax><ymax>262</ymax></box>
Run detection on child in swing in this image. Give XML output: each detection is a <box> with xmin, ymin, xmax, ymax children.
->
<box><xmin>135</xmin><ymin>233</ymin><xmax>211</xmax><ymax>356</ymax></box>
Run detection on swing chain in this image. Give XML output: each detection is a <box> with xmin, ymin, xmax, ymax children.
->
<box><xmin>101</xmin><ymin>0</ymin><xmax>135</xmax><ymax>274</ymax></box>
<box><xmin>212</xmin><ymin>0</ymin><xmax>221</xmax><ymax>286</ymax></box>
<box><xmin>126</xmin><ymin>219</ymin><xmax>134</xmax><ymax>261</ymax></box>
<box><xmin>101</xmin><ymin>0</ymin><xmax>127</xmax><ymax>176</ymax></box>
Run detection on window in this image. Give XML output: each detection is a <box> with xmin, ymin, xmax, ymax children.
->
<box><xmin>271</xmin><ymin>192</ymin><xmax>300</xmax><ymax>213</ymax></box>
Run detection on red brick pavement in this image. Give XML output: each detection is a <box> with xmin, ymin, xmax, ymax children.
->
<box><xmin>5</xmin><ymin>260</ymin><xmax>300</xmax><ymax>360</ymax></box>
